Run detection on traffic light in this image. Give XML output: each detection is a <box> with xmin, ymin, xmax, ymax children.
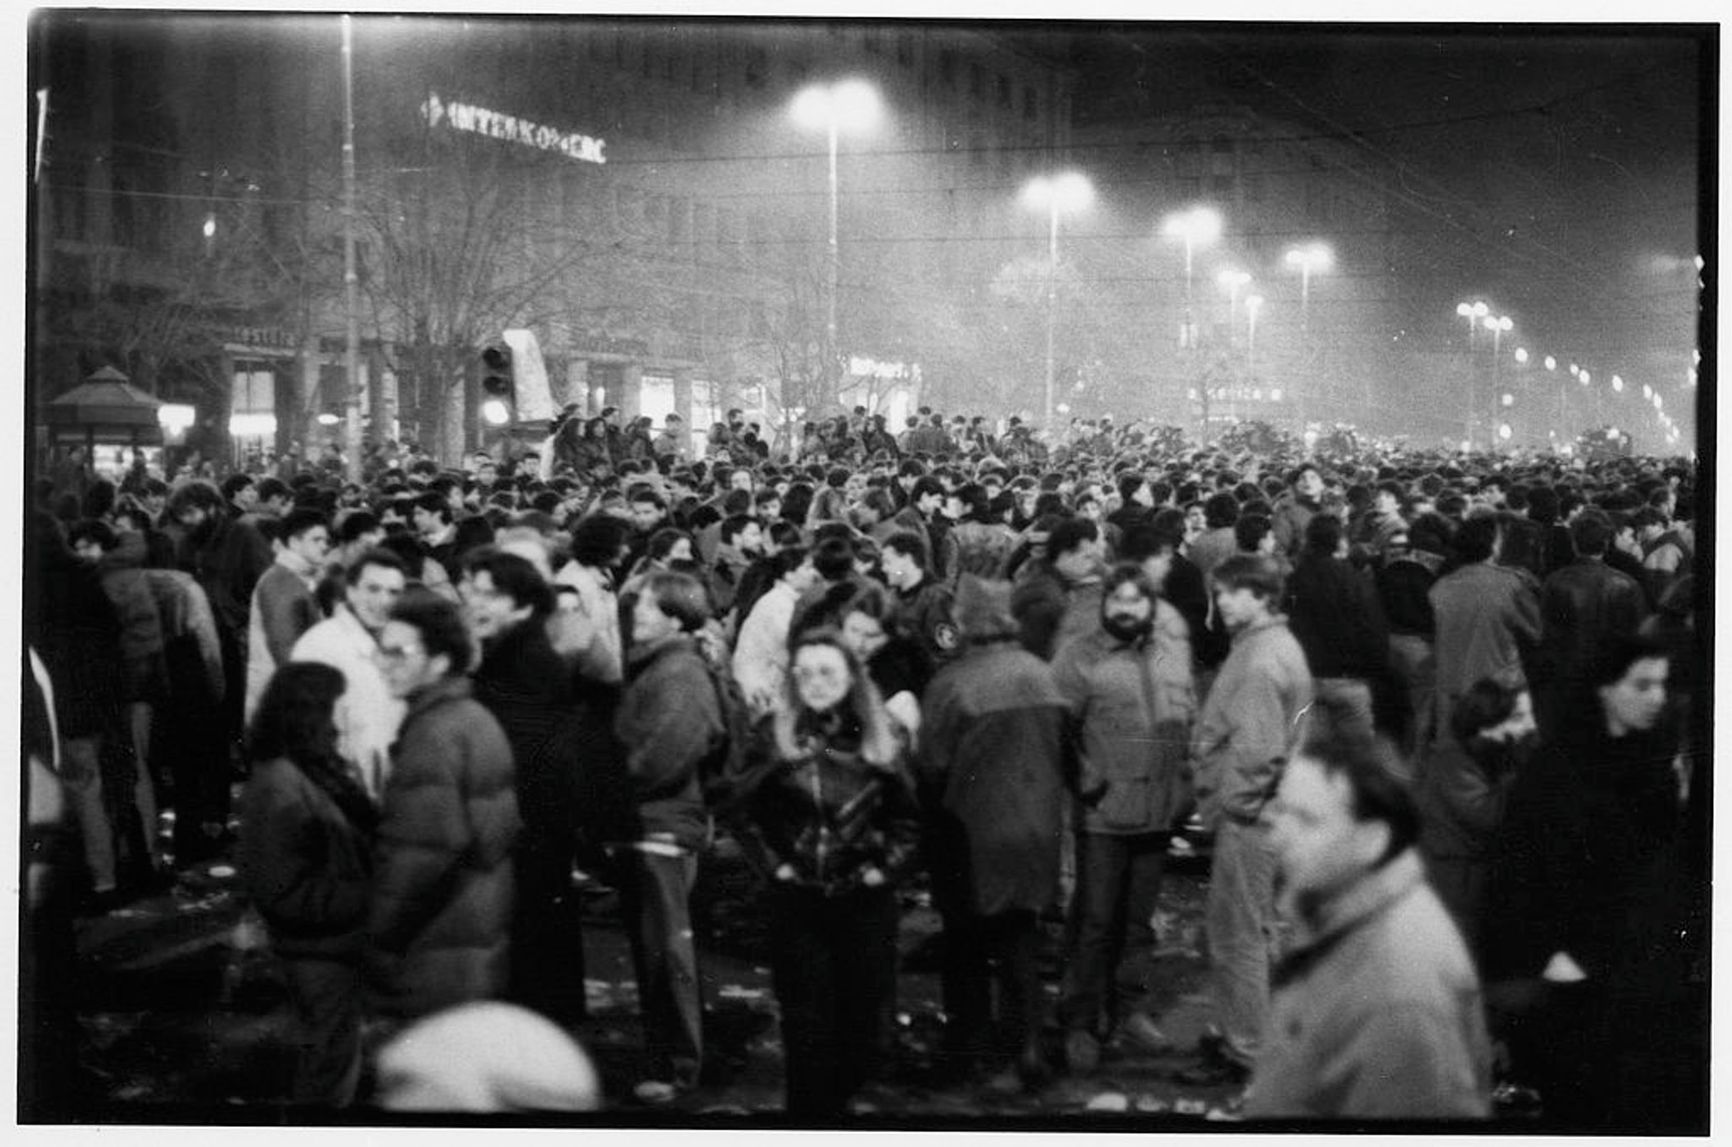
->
<box><xmin>480</xmin><ymin>343</ymin><xmax>514</xmax><ymax>426</ymax></box>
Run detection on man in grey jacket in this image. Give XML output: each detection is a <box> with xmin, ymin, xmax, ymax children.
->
<box><xmin>1183</xmin><ymin>555</ymin><xmax>1314</xmax><ymax>1086</ymax></box>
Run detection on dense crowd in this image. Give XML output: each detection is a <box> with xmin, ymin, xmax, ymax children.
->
<box><xmin>22</xmin><ymin>403</ymin><xmax>1704</xmax><ymax>1125</ymax></box>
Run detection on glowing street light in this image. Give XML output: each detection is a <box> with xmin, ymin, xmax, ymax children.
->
<box><xmin>1456</xmin><ymin>300</ymin><xmax>1490</xmax><ymax>349</ymax></box>
<box><xmin>791</xmin><ymin>79</ymin><xmax>882</xmax><ymax>405</ymax></box>
<box><xmin>1514</xmin><ymin>347</ymin><xmax>1529</xmax><ymax>365</ymax></box>
<box><xmin>1245</xmin><ymin>293</ymin><xmax>1265</xmax><ymax>389</ymax></box>
<box><xmin>1022</xmin><ymin>171</ymin><xmax>1094</xmax><ymax>430</ymax></box>
<box><xmin>1544</xmin><ymin>355</ymin><xmax>1557</xmax><ymax>371</ymax></box>
<box><xmin>1610</xmin><ymin>374</ymin><xmax>1621</xmax><ymax>392</ymax></box>
<box><xmin>1286</xmin><ymin>243</ymin><xmax>1332</xmax><ymax>430</ymax></box>
<box><xmin>1162</xmin><ymin>206</ymin><xmax>1223</xmax><ymax>350</ymax></box>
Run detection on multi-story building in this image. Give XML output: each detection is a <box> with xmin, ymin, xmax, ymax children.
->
<box><xmin>32</xmin><ymin>14</ymin><xmax>1075</xmax><ymax>464</ymax></box>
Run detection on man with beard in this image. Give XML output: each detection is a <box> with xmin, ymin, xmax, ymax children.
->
<box><xmin>462</xmin><ymin>548</ymin><xmax>588</xmax><ymax>1028</ymax></box>
<box><xmin>1051</xmin><ymin>565</ymin><xmax>1197</xmax><ymax>1075</ymax></box>
<box><xmin>166</xmin><ymin>480</ymin><xmax>273</xmax><ymax>846</ymax></box>
<box><xmin>291</xmin><ymin>550</ymin><xmax>409</xmax><ymax>799</ymax></box>
<box><xmin>1414</xmin><ymin>679</ymin><xmax>1537</xmax><ymax>958</ymax></box>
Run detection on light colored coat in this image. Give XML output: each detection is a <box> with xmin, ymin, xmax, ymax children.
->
<box><xmin>1246</xmin><ymin>850</ymin><xmax>1492</xmax><ymax>1120</ymax></box>
<box><xmin>1191</xmin><ymin>614</ymin><xmax>1314</xmax><ymax>830</ymax></box>
<box><xmin>291</xmin><ymin>604</ymin><xmax>405</xmax><ymax>798</ymax></box>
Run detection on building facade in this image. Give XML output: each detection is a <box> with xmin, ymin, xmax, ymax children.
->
<box><xmin>32</xmin><ymin>14</ymin><xmax>1076</xmax><ymax>465</ymax></box>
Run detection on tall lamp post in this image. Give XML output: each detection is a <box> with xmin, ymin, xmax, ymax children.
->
<box><xmin>1022</xmin><ymin>172</ymin><xmax>1093</xmax><ymax>431</ymax></box>
<box><xmin>1284</xmin><ymin>242</ymin><xmax>1332</xmax><ymax>434</ymax></box>
<box><xmin>1163</xmin><ymin>206</ymin><xmax>1223</xmax><ymax>439</ymax></box>
<box><xmin>1218</xmin><ymin>269</ymin><xmax>1251</xmax><ymax>421</ymax></box>
<box><xmin>791</xmin><ymin>79</ymin><xmax>881</xmax><ymax>411</ymax></box>
<box><xmin>1454</xmin><ymin>300</ymin><xmax>1489</xmax><ymax>449</ymax></box>
<box><xmin>1484</xmin><ymin>313</ymin><xmax>1512</xmax><ymax>450</ymax></box>
<box><xmin>1245</xmin><ymin>293</ymin><xmax>1264</xmax><ymax>424</ymax></box>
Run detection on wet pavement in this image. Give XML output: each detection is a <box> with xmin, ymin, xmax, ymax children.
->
<box><xmin>50</xmin><ymin>839</ymin><xmax>1259</xmax><ymax>1126</ymax></box>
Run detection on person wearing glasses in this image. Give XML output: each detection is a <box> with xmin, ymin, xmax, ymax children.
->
<box><xmin>364</xmin><ymin>588</ymin><xmax>521</xmax><ymax>1025</ymax></box>
<box><xmin>729</xmin><ymin>628</ymin><xmax>920</xmax><ymax>1117</ymax></box>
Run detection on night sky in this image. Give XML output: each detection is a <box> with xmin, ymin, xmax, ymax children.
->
<box><xmin>1055</xmin><ymin>24</ymin><xmax>1706</xmax><ymax>403</ymax></box>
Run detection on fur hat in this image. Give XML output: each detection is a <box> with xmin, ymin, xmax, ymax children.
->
<box><xmin>953</xmin><ymin>574</ymin><xmax>1018</xmax><ymax>642</ymax></box>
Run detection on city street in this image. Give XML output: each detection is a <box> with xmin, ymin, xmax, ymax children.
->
<box><xmin>63</xmin><ymin>843</ymin><xmax>1256</xmax><ymax>1125</ymax></box>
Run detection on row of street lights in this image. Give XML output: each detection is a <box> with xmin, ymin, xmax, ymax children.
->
<box><xmin>790</xmin><ymin>76</ymin><xmax>1338</xmax><ymax>434</ymax></box>
<box><xmin>1454</xmin><ymin>299</ymin><xmax>1688</xmax><ymax>452</ymax></box>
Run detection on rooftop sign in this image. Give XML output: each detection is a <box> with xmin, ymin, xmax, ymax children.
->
<box><xmin>421</xmin><ymin>92</ymin><xmax>606</xmax><ymax>165</ymax></box>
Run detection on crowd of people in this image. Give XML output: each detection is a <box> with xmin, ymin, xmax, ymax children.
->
<box><xmin>23</xmin><ymin>405</ymin><xmax>1704</xmax><ymax>1126</ymax></box>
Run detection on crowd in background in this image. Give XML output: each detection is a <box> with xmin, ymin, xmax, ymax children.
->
<box><xmin>23</xmin><ymin>403</ymin><xmax>1704</xmax><ymax>1125</ymax></box>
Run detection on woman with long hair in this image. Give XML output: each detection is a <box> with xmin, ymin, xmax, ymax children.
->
<box><xmin>729</xmin><ymin>629</ymin><xmax>920</xmax><ymax>1117</ymax></box>
<box><xmin>239</xmin><ymin>661</ymin><xmax>378</xmax><ymax>1107</ymax></box>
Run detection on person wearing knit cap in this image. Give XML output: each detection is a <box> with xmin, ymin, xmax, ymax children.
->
<box><xmin>917</xmin><ymin>575</ymin><xmax>1069</xmax><ymax>1091</ymax></box>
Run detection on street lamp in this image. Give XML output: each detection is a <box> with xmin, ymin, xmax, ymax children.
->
<box><xmin>1479</xmin><ymin>313</ymin><xmax>1512</xmax><ymax>450</ymax></box>
<box><xmin>1245</xmin><ymin>293</ymin><xmax>1264</xmax><ymax>398</ymax></box>
<box><xmin>791</xmin><ymin>79</ymin><xmax>882</xmax><ymax>408</ymax></box>
<box><xmin>1455</xmin><ymin>300</ymin><xmax>1489</xmax><ymax>349</ymax></box>
<box><xmin>1286</xmin><ymin>243</ymin><xmax>1332</xmax><ymax>432</ymax></box>
<box><xmin>1162</xmin><ymin>206</ymin><xmax>1223</xmax><ymax>348</ymax></box>
<box><xmin>1023</xmin><ymin>171</ymin><xmax>1094</xmax><ymax>430</ymax></box>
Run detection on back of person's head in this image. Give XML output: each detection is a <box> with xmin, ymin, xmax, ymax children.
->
<box><xmin>812</xmin><ymin>535</ymin><xmax>857</xmax><ymax>582</ymax></box>
<box><xmin>1303</xmin><ymin>512</ymin><xmax>1344</xmax><ymax>558</ymax></box>
<box><xmin>1451</xmin><ymin>677</ymin><xmax>1527</xmax><ymax>746</ymax></box>
<box><xmin>1204</xmin><ymin>490</ymin><xmax>1240</xmax><ymax>529</ymax></box>
<box><xmin>568</xmin><ymin>513</ymin><xmax>633</xmax><ymax>568</ymax></box>
<box><xmin>390</xmin><ymin>587</ymin><xmax>473</xmax><ymax>674</ymax></box>
<box><xmin>769</xmin><ymin>545</ymin><xmax>812</xmax><ymax>582</ymax></box>
<box><xmin>1407</xmin><ymin>512</ymin><xmax>1453</xmax><ymax>557</ymax></box>
<box><xmin>1568</xmin><ymin>508</ymin><xmax>1614</xmax><ymax>558</ymax></box>
<box><xmin>640</xmin><ymin>569</ymin><xmax>711</xmax><ymax>632</ymax></box>
<box><xmin>1452</xmin><ymin>513</ymin><xmax>1501</xmax><ymax>563</ymax></box>
<box><xmin>247</xmin><ymin>661</ymin><xmax>347</xmax><ymax>765</ymax></box>
<box><xmin>953</xmin><ymin>574</ymin><xmax>1019</xmax><ymax>642</ymax></box>
<box><xmin>337</xmin><ymin>510</ymin><xmax>381</xmax><ymax>546</ymax></box>
<box><xmin>1233</xmin><ymin>513</ymin><xmax>1272</xmax><ymax>553</ymax></box>
<box><xmin>1119</xmin><ymin>522</ymin><xmax>1176</xmax><ymax>565</ymax></box>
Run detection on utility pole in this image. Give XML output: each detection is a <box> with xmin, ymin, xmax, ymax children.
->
<box><xmin>341</xmin><ymin>16</ymin><xmax>363</xmax><ymax>482</ymax></box>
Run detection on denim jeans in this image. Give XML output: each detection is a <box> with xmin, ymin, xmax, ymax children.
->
<box><xmin>620</xmin><ymin>848</ymin><xmax>703</xmax><ymax>1084</ymax></box>
<box><xmin>1204</xmin><ymin>818</ymin><xmax>1279</xmax><ymax>1066</ymax></box>
<box><xmin>1058</xmin><ymin>831</ymin><xmax>1170</xmax><ymax>1035</ymax></box>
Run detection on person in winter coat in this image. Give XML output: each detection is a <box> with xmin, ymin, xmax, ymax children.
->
<box><xmin>461</xmin><ymin>548</ymin><xmax>587</xmax><ymax>1028</ymax></box>
<box><xmin>1270</xmin><ymin>463</ymin><xmax>1324</xmax><ymax>559</ymax></box>
<box><xmin>1428</xmin><ymin>512</ymin><xmax>1541</xmax><ymax>745</ymax></box>
<box><xmin>1051</xmin><ymin>564</ymin><xmax>1197</xmax><ymax>1074</ymax></box>
<box><xmin>1284</xmin><ymin>513</ymin><xmax>1391</xmax><ymax>741</ymax></box>
<box><xmin>615</xmin><ymin>571</ymin><xmax>725</xmax><ymax>1099</ymax></box>
<box><xmin>68</xmin><ymin>519</ymin><xmax>169</xmax><ymax>876</ymax></box>
<box><xmin>366</xmin><ymin>589</ymin><xmax>521</xmax><ymax>1022</ymax></box>
<box><xmin>1481</xmin><ymin>635</ymin><xmax>1704</xmax><ymax>1132</ymax></box>
<box><xmin>240</xmin><ymin>662</ymin><xmax>377</xmax><ymax>1106</ymax></box>
<box><xmin>1414</xmin><ymin>678</ymin><xmax>1536</xmax><ymax>959</ymax></box>
<box><xmin>1247</xmin><ymin>725</ymin><xmax>1491</xmax><ymax>1120</ymax></box>
<box><xmin>731</xmin><ymin>629</ymin><xmax>921</xmax><ymax>1117</ymax></box>
<box><xmin>244</xmin><ymin>508</ymin><xmax>331</xmax><ymax>723</ymax></box>
<box><xmin>29</xmin><ymin>511</ymin><xmax>131</xmax><ymax>903</ymax></box>
<box><xmin>917</xmin><ymin>575</ymin><xmax>1068</xmax><ymax>1090</ymax></box>
<box><xmin>1184</xmin><ymin>554</ymin><xmax>1314</xmax><ymax>1086</ymax></box>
